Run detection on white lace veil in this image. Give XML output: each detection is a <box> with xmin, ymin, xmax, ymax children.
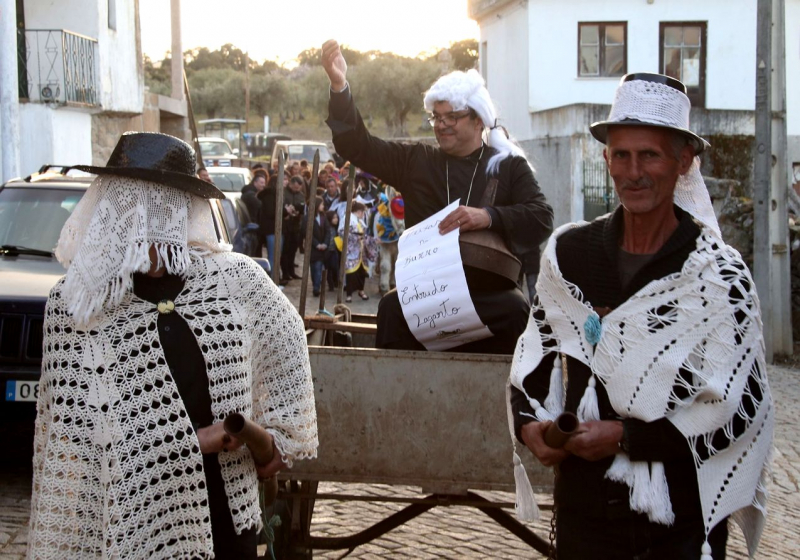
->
<box><xmin>55</xmin><ymin>175</ymin><xmax>230</xmax><ymax>327</ymax></box>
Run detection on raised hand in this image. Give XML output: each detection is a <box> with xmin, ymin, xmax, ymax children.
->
<box><xmin>321</xmin><ymin>39</ymin><xmax>348</xmax><ymax>92</ymax></box>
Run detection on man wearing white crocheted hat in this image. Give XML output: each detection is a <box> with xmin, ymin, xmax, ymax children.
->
<box><xmin>509</xmin><ymin>74</ymin><xmax>772</xmax><ymax>559</ymax></box>
<box><xmin>321</xmin><ymin>39</ymin><xmax>553</xmax><ymax>354</ymax></box>
<box><xmin>28</xmin><ymin>132</ymin><xmax>318</xmax><ymax>560</ymax></box>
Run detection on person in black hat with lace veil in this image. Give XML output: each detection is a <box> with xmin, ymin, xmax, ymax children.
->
<box><xmin>27</xmin><ymin>132</ymin><xmax>318</xmax><ymax>560</ymax></box>
<box><xmin>508</xmin><ymin>74</ymin><xmax>772</xmax><ymax>560</ymax></box>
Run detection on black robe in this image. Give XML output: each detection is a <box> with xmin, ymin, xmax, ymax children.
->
<box><xmin>326</xmin><ymin>86</ymin><xmax>554</xmax><ymax>353</ymax></box>
<box><xmin>326</xmin><ymin>85</ymin><xmax>553</xmax><ymax>266</ymax></box>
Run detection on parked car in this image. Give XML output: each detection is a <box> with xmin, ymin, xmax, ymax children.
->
<box><xmin>206</xmin><ymin>165</ymin><xmax>252</xmax><ymax>195</ymax></box>
<box><xmin>199</xmin><ymin>136</ymin><xmax>237</xmax><ymax>168</ymax></box>
<box><xmin>271</xmin><ymin>141</ymin><xmax>333</xmax><ymax>169</ymax></box>
<box><xmin>0</xmin><ymin>168</ymin><xmax>267</xmax><ymax>418</ymax></box>
<box><xmin>219</xmin><ymin>196</ymin><xmax>261</xmax><ymax>257</ymax></box>
<box><xmin>244</xmin><ymin>132</ymin><xmax>291</xmax><ymax>161</ymax></box>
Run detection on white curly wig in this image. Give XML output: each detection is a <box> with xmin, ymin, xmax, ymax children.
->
<box><xmin>423</xmin><ymin>69</ymin><xmax>530</xmax><ymax>174</ymax></box>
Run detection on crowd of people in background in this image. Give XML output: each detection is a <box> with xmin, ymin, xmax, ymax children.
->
<box><xmin>197</xmin><ymin>154</ymin><xmax>555</xmax><ymax>305</ymax></box>
<box><xmin>209</xmin><ymin>155</ymin><xmax>406</xmax><ymax>301</ymax></box>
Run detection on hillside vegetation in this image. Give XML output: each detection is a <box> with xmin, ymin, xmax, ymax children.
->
<box><xmin>145</xmin><ymin>41</ymin><xmax>478</xmax><ymax>142</ymax></box>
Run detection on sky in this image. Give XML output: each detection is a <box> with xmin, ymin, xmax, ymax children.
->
<box><xmin>139</xmin><ymin>0</ymin><xmax>480</xmax><ymax>66</ymax></box>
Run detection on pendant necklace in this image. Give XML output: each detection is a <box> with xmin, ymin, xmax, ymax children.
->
<box><xmin>446</xmin><ymin>144</ymin><xmax>485</xmax><ymax>206</ymax></box>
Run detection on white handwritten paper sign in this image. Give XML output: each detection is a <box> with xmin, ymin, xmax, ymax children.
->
<box><xmin>395</xmin><ymin>200</ymin><xmax>492</xmax><ymax>351</ymax></box>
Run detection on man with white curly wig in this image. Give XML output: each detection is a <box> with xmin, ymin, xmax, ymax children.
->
<box><xmin>322</xmin><ymin>39</ymin><xmax>553</xmax><ymax>354</ymax></box>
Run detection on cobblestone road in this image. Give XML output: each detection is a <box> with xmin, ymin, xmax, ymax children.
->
<box><xmin>2</xmin><ymin>364</ymin><xmax>797</xmax><ymax>558</ymax></box>
<box><xmin>2</xmin><ymin>273</ymin><xmax>798</xmax><ymax>558</ymax></box>
<box><xmin>306</xmin><ymin>365</ymin><xmax>798</xmax><ymax>558</ymax></box>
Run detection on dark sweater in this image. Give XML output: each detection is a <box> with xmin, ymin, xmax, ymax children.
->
<box><xmin>511</xmin><ymin>206</ymin><xmax>705</xmax><ymax>519</ymax></box>
<box><xmin>303</xmin><ymin>213</ymin><xmax>334</xmax><ymax>263</ymax></box>
<box><xmin>241</xmin><ymin>182</ymin><xmax>261</xmax><ymax>227</ymax></box>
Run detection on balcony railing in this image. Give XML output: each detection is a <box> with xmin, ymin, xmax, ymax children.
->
<box><xmin>17</xmin><ymin>29</ymin><xmax>99</xmax><ymax>107</ymax></box>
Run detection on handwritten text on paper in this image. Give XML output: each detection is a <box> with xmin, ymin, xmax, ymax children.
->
<box><xmin>395</xmin><ymin>200</ymin><xmax>492</xmax><ymax>351</ymax></box>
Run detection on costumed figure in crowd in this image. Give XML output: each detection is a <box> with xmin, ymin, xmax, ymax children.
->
<box><xmin>340</xmin><ymin>201</ymin><xmax>377</xmax><ymax>302</ymax></box>
<box><xmin>355</xmin><ymin>173</ymin><xmax>379</xmax><ymax>208</ymax></box>
<box><xmin>509</xmin><ymin>74</ymin><xmax>773</xmax><ymax>560</ymax></box>
<box><xmin>27</xmin><ymin>133</ymin><xmax>318</xmax><ymax>560</ymax></box>
<box><xmin>321</xmin><ymin>39</ymin><xmax>553</xmax><ymax>354</ymax></box>
<box><xmin>373</xmin><ymin>187</ymin><xmax>405</xmax><ymax>296</ymax></box>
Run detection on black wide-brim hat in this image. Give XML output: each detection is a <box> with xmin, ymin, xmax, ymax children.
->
<box><xmin>71</xmin><ymin>131</ymin><xmax>225</xmax><ymax>199</ymax></box>
<box><xmin>589</xmin><ymin>73</ymin><xmax>709</xmax><ymax>155</ymax></box>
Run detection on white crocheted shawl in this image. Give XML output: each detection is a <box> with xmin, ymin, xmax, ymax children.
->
<box><xmin>510</xmin><ymin>223</ymin><xmax>773</xmax><ymax>559</ymax></box>
<box><xmin>28</xmin><ymin>252</ymin><xmax>318</xmax><ymax>559</ymax></box>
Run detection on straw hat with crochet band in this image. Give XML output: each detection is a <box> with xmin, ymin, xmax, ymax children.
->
<box><xmin>590</xmin><ymin>73</ymin><xmax>710</xmax><ymax>156</ymax></box>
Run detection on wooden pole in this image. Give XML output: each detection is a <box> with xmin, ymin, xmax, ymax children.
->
<box><xmin>299</xmin><ymin>150</ymin><xmax>320</xmax><ymax>317</ymax></box>
<box><xmin>244</xmin><ymin>51</ymin><xmax>250</xmax><ymax>133</ymax></box>
<box><xmin>337</xmin><ymin>166</ymin><xmax>357</xmax><ymax>305</ymax></box>
<box><xmin>183</xmin><ymin>69</ymin><xmax>202</xmax><ymax>166</ymax></box>
<box><xmin>272</xmin><ymin>150</ymin><xmax>285</xmax><ymax>285</ymax></box>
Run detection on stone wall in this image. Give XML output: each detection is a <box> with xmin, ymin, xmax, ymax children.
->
<box><xmin>159</xmin><ymin>115</ymin><xmax>191</xmax><ymax>143</ymax></box>
<box><xmin>519</xmin><ymin>135</ymin><xmax>587</xmax><ymax>227</ymax></box>
<box><xmin>711</xmin><ymin>176</ymin><xmax>800</xmax><ymax>342</ymax></box>
<box><xmin>91</xmin><ymin>113</ymin><xmax>140</xmax><ymax>165</ymax></box>
<box><xmin>90</xmin><ymin>93</ymin><xmax>191</xmax><ymax>165</ymax></box>
<box><xmin>712</xmin><ymin>177</ymin><xmax>753</xmax><ymax>267</ymax></box>
<box><xmin>701</xmin><ymin>135</ymin><xmax>755</xmax><ymax>198</ymax></box>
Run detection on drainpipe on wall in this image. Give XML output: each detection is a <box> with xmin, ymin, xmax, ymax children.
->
<box><xmin>0</xmin><ymin>0</ymin><xmax>21</xmax><ymax>183</ymax></box>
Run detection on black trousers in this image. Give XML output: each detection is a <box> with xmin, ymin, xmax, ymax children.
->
<box><xmin>325</xmin><ymin>251</ymin><xmax>340</xmax><ymax>289</ymax></box>
<box><xmin>376</xmin><ymin>270</ymin><xmax>529</xmax><ymax>354</ymax></box>
<box><xmin>556</xmin><ymin>506</ymin><xmax>728</xmax><ymax>560</ymax></box>
<box><xmin>280</xmin><ymin>230</ymin><xmax>300</xmax><ymax>278</ymax></box>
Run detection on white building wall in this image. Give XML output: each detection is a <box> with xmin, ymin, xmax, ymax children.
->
<box><xmin>19</xmin><ymin>104</ymin><xmax>53</xmax><ymax>176</ymax></box>
<box><xmin>97</xmin><ymin>0</ymin><xmax>144</xmax><ymax>113</ymax></box>
<box><xmin>479</xmin><ymin>1</ymin><xmax>531</xmax><ymax>140</ymax></box>
<box><xmin>526</xmin><ymin>0</ymin><xmax>758</xmax><ymax>116</ymax></box>
<box><xmin>23</xmin><ymin>0</ymin><xmax>143</xmax><ymax>113</ymax></box>
<box><xmin>51</xmin><ymin>110</ymin><xmax>93</xmax><ymax>165</ymax></box>
<box><xmin>19</xmin><ymin>104</ymin><xmax>93</xmax><ymax>176</ymax></box>
<box><xmin>24</xmin><ymin>0</ymin><xmax>100</xmax><ymax>39</ymax></box>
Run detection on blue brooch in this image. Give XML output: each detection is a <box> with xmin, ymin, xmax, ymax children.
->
<box><xmin>584</xmin><ymin>313</ymin><xmax>602</xmax><ymax>346</ymax></box>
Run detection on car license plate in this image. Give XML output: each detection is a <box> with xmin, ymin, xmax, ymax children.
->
<box><xmin>5</xmin><ymin>380</ymin><xmax>39</xmax><ymax>402</ymax></box>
